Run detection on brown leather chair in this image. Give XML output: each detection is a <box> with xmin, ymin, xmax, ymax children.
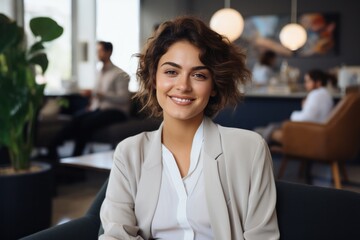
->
<box><xmin>277</xmin><ymin>91</ymin><xmax>360</xmax><ymax>189</ymax></box>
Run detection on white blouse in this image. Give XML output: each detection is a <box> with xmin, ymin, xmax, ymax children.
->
<box><xmin>151</xmin><ymin>121</ymin><xmax>213</xmax><ymax>240</ymax></box>
<box><xmin>290</xmin><ymin>87</ymin><xmax>334</xmax><ymax>123</ymax></box>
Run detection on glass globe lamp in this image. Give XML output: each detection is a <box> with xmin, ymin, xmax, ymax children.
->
<box><xmin>210</xmin><ymin>8</ymin><xmax>244</xmax><ymax>42</ymax></box>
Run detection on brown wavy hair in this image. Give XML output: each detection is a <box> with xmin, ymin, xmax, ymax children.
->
<box><xmin>134</xmin><ymin>16</ymin><xmax>251</xmax><ymax>118</ymax></box>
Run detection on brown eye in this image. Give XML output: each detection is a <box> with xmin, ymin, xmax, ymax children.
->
<box><xmin>165</xmin><ymin>70</ymin><xmax>177</xmax><ymax>76</ymax></box>
<box><xmin>193</xmin><ymin>73</ymin><xmax>207</xmax><ymax>80</ymax></box>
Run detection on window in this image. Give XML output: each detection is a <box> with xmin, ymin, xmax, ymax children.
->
<box><xmin>24</xmin><ymin>0</ymin><xmax>72</xmax><ymax>92</ymax></box>
<box><xmin>96</xmin><ymin>0</ymin><xmax>140</xmax><ymax>92</ymax></box>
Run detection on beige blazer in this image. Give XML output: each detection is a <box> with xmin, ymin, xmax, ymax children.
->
<box><xmin>99</xmin><ymin>117</ymin><xmax>279</xmax><ymax>240</ymax></box>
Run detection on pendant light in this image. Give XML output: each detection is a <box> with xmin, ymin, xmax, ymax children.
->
<box><xmin>210</xmin><ymin>0</ymin><xmax>244</xmax><ymax>42</ymax></box>
<box><xmin>279</xmin><ymin>0</ymin><xmax>307</xmax><ymax>51</ymax></box>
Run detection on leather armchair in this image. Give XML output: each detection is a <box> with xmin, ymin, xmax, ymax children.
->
<box><xmin>279</xmin><ymin>92</ymin><xmax>360</xmax><ymax>188</ymax></box>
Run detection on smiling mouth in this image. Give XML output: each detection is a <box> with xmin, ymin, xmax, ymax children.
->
<box><xmin>170</xmin><ymin>96</ymin><xmax>194</xmax><ymax>104</ymax></box>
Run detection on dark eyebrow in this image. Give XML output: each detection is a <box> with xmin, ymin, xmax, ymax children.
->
<box><xmin>161</xmin><ymin>62</ymin><xmax>181</xmax><ymax>68</ymax></box>
<box><xmin>192</xmin><ymin>66</ymin><xmax>210</xmax><ymax>71</ymax></box>
<box><xmin>160</xmin><ymin>62</ymin><xmax>209</xmax><ymax>71</ymax></box>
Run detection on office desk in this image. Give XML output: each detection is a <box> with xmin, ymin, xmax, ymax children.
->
<box><xmin>60</xmin><ymin>150</ymin><xmax>113</xmax><ymax>171</ymax></box>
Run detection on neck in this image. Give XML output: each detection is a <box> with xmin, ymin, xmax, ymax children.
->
<box><xmin>102</xmin><ymin>60</ymin><xmax>111</xmax><ymax>68</ymax></box>
<box><xmin>162</xmin><ymin>115</ymin><xmax>204</xmax><ymax>148</ymax></box>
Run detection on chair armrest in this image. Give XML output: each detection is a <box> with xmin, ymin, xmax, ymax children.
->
<box><xmin>21</xmin><ymin>179</ymin><xmax>108</xmax><ymax>240</ymax></box>
<box><xmin>20</xmin><ymin>216</ymin><xmax>99</xmax><ymax>240</ymax></box>
<box><xmin>87</xmin><ymin>178</ymin><xmax>108</xmax><ymax>216</ymax></box>
<box><xmin>282</xmin><ymin>121</ymin><xmax>329</xmax><ymax>160</ymax></box>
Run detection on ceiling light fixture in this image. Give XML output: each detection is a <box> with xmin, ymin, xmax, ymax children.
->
<box><xmin>209</xmin><ymin>0</ymin><xmax>244</xmax><ymax>42</ymax></box>
<box><xmin>279</xmin><ymin>0</ymin><xmax>307</xmax><ymax>51</ymax></box>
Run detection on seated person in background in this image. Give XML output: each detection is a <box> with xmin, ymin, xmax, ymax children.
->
<box><xmin>257</xmin><ymin>69</ymin><xmax>334</xmax><ymax>145</ymax></box>
<box><xmin>289</xmin><ymin>69</ymin><xmax>334</xmax><ymax>123</ymax></box>
<box><xmin>252</xmin><ymin>50</ymin><xmax>277</xmax><ymax>86</ymax></box>
<box><xmin>49</xmin><ymin>41</ymin><xmax>130</xmax><ymax>157</ymax></box>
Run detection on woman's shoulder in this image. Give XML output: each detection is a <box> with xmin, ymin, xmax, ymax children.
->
<box><xmin>217</xmin><ymin>124</ymin><xmax>263</xmax><ymax>142</ymax></box>
<box><xmin>113</xmin><ymin>129</ymin><xmax>158</xmax><ymax>160</ymax></box>
<box><xmin>214</xmin><ymin>124</ymin><xmax>269</xmax><ymax>169</ymax></box>
<box><xmin>215</xmin><ymin>124</ymin><xmax>266</xmax><ymax>155</ymax></box>
<box><xmin>308</xmin><ymin>87</ymin><xmax>332</xmax><ymax>100</ymax></box>
<box><xmin>117</xmin><ymin>129</ymin><xmax>156</xmax><ymax>146</ymax></box>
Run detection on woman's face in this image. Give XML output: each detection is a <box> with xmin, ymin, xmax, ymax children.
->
<box><xmin>155</xmin><ymin>40</ymin><xmax>216</xmax><ymax>123</ymax></box>
<box><xmin>304</xmin><ymin>74</ymin><xmax>317</xmax><ymax>92</ymax></box>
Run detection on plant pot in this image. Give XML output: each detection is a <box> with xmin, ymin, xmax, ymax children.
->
<box><xmin>0</xmin><ymin>161</ymin><xmax>53</xmax><ymax>240</ymax></box>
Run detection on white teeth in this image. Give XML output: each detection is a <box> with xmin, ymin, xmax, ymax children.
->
<box><xmin>172</xmin><ymin>97</ymin><xmax>192</xmax><ymax>103</ymax></box>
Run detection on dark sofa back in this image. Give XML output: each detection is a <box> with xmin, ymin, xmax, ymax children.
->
<box><xmin>22</xmin><ymin>180</ymin><xmax>360</xmax><ymax>240</ymax></box>
<box><xmin>276</xmin><ymin>180</ymin><xmax>360</xmax><ymax>240</ymax></box>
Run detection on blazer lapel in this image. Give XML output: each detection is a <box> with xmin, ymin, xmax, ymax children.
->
<box><xmin>135</xmin><ymin>124</ymin><xmax>163</xmax><ymax>239</ymax></box>
<box><xmin>203</xmin><ymin>118</ymin><xmax>231</xmax><ymax>239</ymax></box>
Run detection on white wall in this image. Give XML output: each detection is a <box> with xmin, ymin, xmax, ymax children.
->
<box><xmin>75</xmin><ymin>0</ymin><xmax>97</xmax><ymax>89</ymax></box>
<box><xmin>140</xmin><ymin>0</ymin><xmax>189</xmax><ymax>47</ymax></box>
<box><xmin>75</xmin><ymin>0</ymin><xmax>140</xmax><ymax>91</ymax></box>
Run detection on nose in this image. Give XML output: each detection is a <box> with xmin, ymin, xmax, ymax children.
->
<box><xmin>176</xmin><ymin>74</ymin><xmax>192</xmax><ymax>92</ymax></box>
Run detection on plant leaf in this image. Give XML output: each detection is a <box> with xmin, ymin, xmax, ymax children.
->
<box><xmin>0</xmin><ymin>74</ymin><xmax>30</xmax><ymax>146</ymax></box>
<box><xmin>0</xmin><ymin>14</ymin><xmax>19</xmax><ymax>53</ymax></box>
<box><xmin>28</xmin><ymin>53</ymin><xmax>48</xmax><ymax>73</ymax></box>
<box><xmin>29</xmin><ymin>42</ymin><xmax>45</xmax><ymax>54</ymax></box>
<box><xmin>30</xmin><ymin>17</ymin><xmax>64</xmax><ymax>42</ymax></box>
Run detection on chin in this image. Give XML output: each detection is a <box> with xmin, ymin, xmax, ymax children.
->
<box><xmin>168</xmin><ymin>112</ymin><xmax>203</xmax><ymax>121</ymax></box>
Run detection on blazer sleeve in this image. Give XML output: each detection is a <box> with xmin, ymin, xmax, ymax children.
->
<box><xmin>99</xmin><ymin>146</ymin><xmax>144</xmax><ymax>240</ymax></box>
<box><xmin>243</xmin><ymin>138</ymin><xmax>280</xmax><ymax>240</ymax></box>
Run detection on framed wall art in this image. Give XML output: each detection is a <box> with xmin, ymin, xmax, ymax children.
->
<box><xmin>240</xmin><ymin>12</ymin><xmax>340</xmax><ymax>58</ymax></box>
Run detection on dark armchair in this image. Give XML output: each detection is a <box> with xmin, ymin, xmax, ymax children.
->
<box><xmin>21</xmin><ymin>179</ymin><xmax>360</xmax><ymax>240</ymax></box>
<box><xmin>21</xmin><ymin>179</ymin><xmax>107</xmax><ymax>240</ymax></box>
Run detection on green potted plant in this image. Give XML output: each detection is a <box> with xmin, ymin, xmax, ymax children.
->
<box><xmin>0</xmin><ymin>13</ymin><xmax>63</xmax><ymax>239</ymax></box>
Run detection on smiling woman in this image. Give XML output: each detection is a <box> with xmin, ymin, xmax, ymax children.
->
<box><xmin>99</xmin><ymin>16</ymin><xmax>280</xmax><ymax>240</ymax></box>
